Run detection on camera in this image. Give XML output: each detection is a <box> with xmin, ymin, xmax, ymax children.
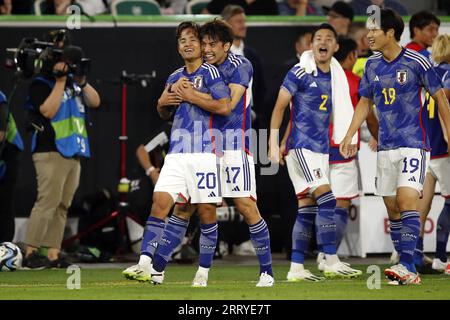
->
<box><xmin>6</xmin><ymin>34</ymin><xmax>91</xmax><ymax>79</ymax></box>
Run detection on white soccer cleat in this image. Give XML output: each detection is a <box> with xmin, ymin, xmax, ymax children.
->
<box><xmin>192</xmin><ymin>270</ymin><xmax>208</xmax><ymax>287</ymax></box>
<box><xmin>324</xmin><ymin>262</ymin><xmax>362</xmax><ymax>278</ymax></box>
<box><xmin>390</xmin><ymin>250</ymin><xmax>400</xmax><ymax>265</ymax></box>
<box><xmin>431</xmin><ymin>258</ymin><xmax>448</xmax><ymax>272</ymax></box>
<box><xmin>122</xmin><ymin>264</ymin><xmax>151</xmax><ymax>282</ymax></box>
<box><xmin>256</xmin><ymin>272</ymin><xmax>274</xmax><ymax>287</ymax></box>
<box><xmin>384</xmin><ymin>264</ymin><xmax>421</xmax><ymax>285</ymax></box>
<box><xmin>150</xmin><ymin>267</ymin><xmax>165</xmax><ymax>285</ymax></box>
<box><xmin>287</xmin><ymin>269</ymin><xmax>325</xmax><ymax>282</ymax></box>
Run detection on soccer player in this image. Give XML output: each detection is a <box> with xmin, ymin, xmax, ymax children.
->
<box><xmin>405</xmin><ymin>11</ymin><xmax>440</xmax><ymax>61</ymax></box>
<box><xmin>426</xmin><ymin>34</ymin><xmax>450</xmax><ymax>274</ymax></box>
<box><xmin>150</xmin><ymin>19</ymin><xmax>274</xmax><ymax>288</ymax></box>
<box><xmin>340</xmin><ymin>9</ymin><xmax>450</xmax><ymax>285</ymax></box>
<box><xmin>122</xmin><ymin>21</ymin><xmax>231</xmax><ymax>283</ymax></box>
<box><xmin>270</xmin><ymin>23</ymin><xmax>363</xmax><ymax>281</ymax></box>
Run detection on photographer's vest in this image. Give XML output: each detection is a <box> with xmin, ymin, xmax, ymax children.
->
<box><xmin>29</xmin><ymin>77</ymin><xmax>90</xmax><ymax>158</ymax></box>
<box><xmin>0</xmin><ymin>91</ymin><xmax>24</xmax><ymax>179</ymax></box>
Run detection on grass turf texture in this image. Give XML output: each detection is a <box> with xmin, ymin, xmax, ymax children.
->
<box><xmin>0</xmin><ymin>264</ymin><xmax>449</xmax><ymax>300</ymax></box>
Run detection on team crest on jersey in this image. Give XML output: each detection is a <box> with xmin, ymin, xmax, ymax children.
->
<box><xmin>396</xmin><ymin>70</ymin><xmax>408</xmax><ymax>85</ymax></box>
<box><xmin>313</xmin><ymin>168</ymin><xmax>322</xmax><ymax>179</ymax></box>
<box><xmin>193</xmin><ymin>76</ymin><xmax>203</xmax><ymax>89</ymax></box>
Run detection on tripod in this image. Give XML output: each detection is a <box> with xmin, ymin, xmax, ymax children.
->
<box><xmin>62</xmin><ymin>70</ymin><xmax>156</xmax><ymax>255</ymax></box>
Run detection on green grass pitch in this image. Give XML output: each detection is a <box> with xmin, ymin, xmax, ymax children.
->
<box><xmin>0</xmin><ymin>264</ymin><xmax>449</xmax><ymax>300</ymax></box>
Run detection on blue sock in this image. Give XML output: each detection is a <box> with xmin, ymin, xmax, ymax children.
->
<box><xmin>436</xmin><ymin>201</ymin><xmax>450</xmax><ymax>263</ymax></box>
<box><xmin>249</xmin><ymin>219</ymin><xmax>273</xmax><ymax>276</ymax></box>
<box><xmin>152</xmin><ymin>215</ymin><xmax>189</xmax><ymax>272</ymax></box>
<box><xmin>199</xmin><ymin>223</ymin><xmax>218</xmax><ymax>268</ymax></box>
<box><xmin>335</xmin><ymin>207</ymin><xmax>349</xmax><ymax>248</ymax></box>
<box><xmin>400</xmin><ymin>211</ymin><xmax>420</xmax><ymax>273</ymax></box>
<box><xmin>292</xmin><ymin>206</ymin><xmax>317</xmax><ymax>264</ymax></box>
<box><xmin>315</xmin><ymin>191</ymin><xmax>337</xmax><ymax>255</ymax></box>
<box><xmin>389</xmin><ymin>218</ymin><xmax>402</xmax><ymax>255</ymax></box>
<box><xmin>413</xmin><ymin>236</ymin><xmax>424</xmax><ymax>266</ymax></box>
<box><xmin>140</xmin><ymin>216</ymin><xmax>166</xmax><ymax>258</ymax></box>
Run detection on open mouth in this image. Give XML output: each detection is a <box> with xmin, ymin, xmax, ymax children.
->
<box><xmin>368</xmin><ymin>39</ymin><xmax>375</xmax><ymax>46</ymax></box>
<box><xmin>318</xmin><ymin>47</ymin><xmax>328</xmax><ymax>55</ymax></box>
<box><xmin>184</xmin><ymin>48</ymin><xmax>194</xmax><ymax>53</ymax></box>
<box><xmin>204</xmin><ymin>53</ymin><xmax>215</xmax><ymax>61</ymax></box>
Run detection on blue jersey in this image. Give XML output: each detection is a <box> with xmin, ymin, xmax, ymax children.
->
<box><xmin>282</xmin><ymin>65</ymin><xmax>333</xmax><ymax>154</ymax></box>
<box><xmin>425</xmin><ymin>62</ymin><xmax>450</xmax><ymax>158</ymax></box>
<box><xmin>166</xmin><ymin>63</ymin><xmax>230</xmax><ymax>154</ymax></box>
<box><xmin>359</xmin><ymin>48</ymin><xmax>443</xmax><ymax>151</ymax></box>
<box><xmin>214</xmin><ymin>53</ymin><xmax>253</xmax><ymax>152</ymax></box>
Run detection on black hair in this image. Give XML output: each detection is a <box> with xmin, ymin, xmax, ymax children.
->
<box><xmin>334</xmin><ymin>37</ymin><xmax>357</xmax><ymax>62</ymax></box>
<box><xmin>312</xmin><ymin>23</ymin><xmax>338</xmax><ymax>41</ymax></box>
<box><xmin>176</xmin><ymin>21</ymin><xmax>200</xmax><ymax>42</ymax></box>
<box><xmin>409</xmin><ymin>10</ymin><xmax>440</xmax><ymax>39</ymax></box>
<box><xmin>379</xmin><ymin>8</ymin><xmax>404</xmax><ymax>41</ymax></box>
<box><xmin>199</xmin><ymin>19</ymin><xmax>234</xmax><ymax>46</ymax></box>
<box><xmin>296</xmin><ymin>28</ymin><xmax>313</xmax><ymax>42</ymax></box>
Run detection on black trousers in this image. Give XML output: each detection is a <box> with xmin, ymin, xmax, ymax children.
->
<box><xmin>0</xmin><ymin>143</ymin><xmax>21</xmax><ymax>242</ymax></box>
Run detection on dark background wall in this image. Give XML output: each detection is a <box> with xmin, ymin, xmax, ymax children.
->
<box><xmin>0</xmin><ymin>25</ymin><xmax>306</xmax><ymax>230</ymax></box>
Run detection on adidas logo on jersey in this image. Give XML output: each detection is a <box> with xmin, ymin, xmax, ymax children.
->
<box><xmin>374</xmin><ymin>76</ymin><xmax>379</xmax><ymax>81</ymax></box>
<box><xmin>232</xmin><ymin>186</ymin><xmax>240</xmax><ymax>192</ymax></box>
<box><xmin>309</xmin><ymin>82</ymin><xmax>318</xmax><ymax>87</ymax></box>
<box><xmin>408</xmin><ymin>176</ymin><xmax>416</xmax><ymax>182</ymax></box>
<box><xmin>208</xmin><ymin>191</ymin><xmax>217</xmax><ymax>197</ymax></box>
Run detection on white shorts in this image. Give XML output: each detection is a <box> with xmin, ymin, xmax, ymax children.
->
<box><xmin>375</xmin><ymin>148</ymin><xmax>430</xmax><ymax>197</ymax></box>
<box><xmin>220</xmin><ymin>150</ymin><xmax>257</xmax><ymax>199</ymax></box>
<box><xmin>428</xmin><ymin>156</ymin><xmax>450</xmax><ymax>198</ymax></box>
<box><xmin>330</xmin><ymin>160</ymin><xmax>360</xmax><ymax>200</ymax></box>
<box><xmin>285</xmin><ymin>148</ymin><xmax>330</xmax><ymax>198</ymax></box>
<box><xmin>154</xmin><ymin>153</ymin><xmax>221</xmax><ymax>204</ymax></box>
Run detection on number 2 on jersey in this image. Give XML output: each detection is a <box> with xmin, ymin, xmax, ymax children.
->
<box><xmin>319</xmin><ymin>95</ymin><xmax>328</xmax><ymax>111</ymax></box>
<box><xmin>382</xmin><ymin>88</ymin><xmax>396</xmax><ymax>105</ymax></box>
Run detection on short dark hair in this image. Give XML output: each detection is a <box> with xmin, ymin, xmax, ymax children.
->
<box><xmin>379</xmin><ymin>8</ymin><xmax>404</xmax><ymax>41</ymax></box>
<box><xmin>200</xmin><ymin>19</ymin><xmax>234</xmax><ymax>45</ymax></box>
<box><xmin>296</xmin><ymin>28</ymin><xmax>313</xmax><ymax>42</ymax></box>
<box><xmin>176</xmin><ymin>21</ymin><xmax>200</xmax><ymax>42</ymax></box>
<box><xmin>334</xmin><ymin>37</ymin><xmax>357</xmax><ymax>62</ymax></box>
<box><xmin>221</xmin><ymin>4</ymin><xmax>245</xmax><ymax>21</ymax></box>
<box><xmin>409</xmin><ymin>10</ymin><xmax>440</xmax><ymax>39</ymax></box>
<box><xmin>312</xmin><ymin>23</ymin><xmax>338</xmax><ymax>41</ymax></box>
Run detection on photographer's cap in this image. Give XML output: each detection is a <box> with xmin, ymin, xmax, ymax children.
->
<box><xmin>62</xmin><ymin>45</ymin><xmax>84</xmax><ymax>64</ymax></box>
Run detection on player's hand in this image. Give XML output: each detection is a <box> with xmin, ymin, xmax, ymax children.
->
<box><xmin>175</xmin><ymin>82</ymin><xmax>195</xmax><ymax>103</ymax></box>
<box><xmin>368</xmin><ymin>136</ymin><xmax>378</xmax><ymax>152</ymax></box>
<box><xmin>159</xmin><ymin>86</ymin><xmax>182</xmax><ymax>106</ymax></box>
<box><xmin>339</xmin><ymin>135</ymin><xmax>357</xmax><ymax>159</ymax></box>
<box><xmin>268</xmin><ymin>144</ymin><xmax>280</xmax><ymax>164</ymax></box>
<box><xmin>279</xmin><ymin>143</ymin><xmax>287</xmax><ymax>166</ymax></box>
<box><xmin>171</xmin><ymin>77</ymin><xmax>190</xmax><ymax>93</ymax></box>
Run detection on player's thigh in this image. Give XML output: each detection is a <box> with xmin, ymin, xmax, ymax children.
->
<box><xmin>418</xmin><ymin>172</ymin><xmax>437</xmax><ymax>217</ymax></box>
<box><xmin>396</xmin><ymin>148</ymin><xmax>429</xmax><ymax>198</ymax></box>
<box><xmin>154</xmin><ymin>153</ymin><xmax>189</xmax><ymax>204</ymax></box>
<box><xmin>220</xmin><ymin>150</ymin><xmax>257</xmax><ymax>200</ymax></box>
<box><xmin>429</xmin><ymin>157</ymin><xmax>450</xmax><ymax>198</ymax></box>
<box><xmin>329</xmin><ymin>160</ymin><xmax>359</xmax><ymax>200</ymax></box>
<box><xmin>186</xmin><ymin>153</ymin><xmax>221</xmax><ymax>204</ymax></box>
<box><xmin>285</xmin><ymin>148</ymin><xmax>330</xmax><ymax>198</ymax></box>
<box><xmin>375</xmin><ymin>150</ymin><xmax>397</xmax><ymax>197</ymax></box>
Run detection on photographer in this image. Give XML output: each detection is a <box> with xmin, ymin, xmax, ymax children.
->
<box><xmin>23</xmin><ymin>45</ymin><xmax>100</xmax><ymax>269</ymax></box>
<box><xmin>0</xmin><ymin>90</ymin><xmax>24</xmax><ymax>242</ymax></box>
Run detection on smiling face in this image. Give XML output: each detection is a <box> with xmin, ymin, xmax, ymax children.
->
<box><xmin>366</xmin><ymin>27</ymin><xmax>391</xmax><ymax>52</ymax></box>
<box><xmin>177</xmin><ymin>28</ymin><xmax>202</xmax><ymax>62</ymax></box>
<box><xmin>312</xmin><ymin>28</ymin><xmax>339</xmax><ymax>65</ymax></box>
<box><xmin>202</xmin><ymin>35</ymin><xmax>230</xmax><ymax>66</ymax></box>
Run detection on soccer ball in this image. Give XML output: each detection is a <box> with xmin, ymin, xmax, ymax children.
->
<box><xmin>0</xmin><ymin>242</ymin><xmax>23</xmax><ymax>271</ymax></box>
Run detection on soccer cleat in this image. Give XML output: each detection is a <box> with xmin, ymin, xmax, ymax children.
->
<box><xmin>150</xmin><ymin>267</ymin><xmax>165</xmax><ymax>285</ymax></box>
<box><xmin>122</xmin><ymin>264</ymin><xmax>151</xmax><ymax>282</ymax></box>
<box><xmin>431</xmin><ymin>258</ymin><xmax>448</xmax><ymax>272</ymax></box>
<box><xmin>287</xmin><ymin>269</ymin><xmax>325</xmax><ymax>282</ymax></box>
<box><xmin>415</xmin><ymin>262</ymin><xmax>441</xmax><ymax>275</ymax></box>
<box><xmin>256</xmin><ymin>272</ymin><xmax>274</xmax><ymax>287</ymax></box>
<box><xmin>384</xmin><ymin>264</ymin><xmax>421</xmax><ymax>285</ymax></box>
<box><xmin>21</xmin><ymin>252</ymin><xmax>49</xmax><ymax>270</ymax></box>
<box><xmin>323</xmin><ymin>262</ymin><xmax>363</xmax><ymax>278</ymax></box>
<box><xmin>317</xmin><ymin>252</ymin><xmax>326</xmax><ymax>271</ymax></box>
<box><xmin>192</xmin><ymin>270</ymin><xmax>208</xmax><ymax>287</ymax></box>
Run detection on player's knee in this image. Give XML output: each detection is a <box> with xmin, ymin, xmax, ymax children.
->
<box><xmin>151</xmin><ymin>193</ymin><xmax>173</xmax><ymax>218</ymax></box>
<box><xmin>197</xmin><ymin>204</ymin><xmax>217</xmax><ymax>224</ymax></box>
<box><xmin>174</xmin><ymin>204</ymin><xmax>192</xmax><ymax>220</ymax></box>
<box><xmin>235</xmin><ymin>199</ymin><xmax>259</xmax><ymax>219</ymax></box>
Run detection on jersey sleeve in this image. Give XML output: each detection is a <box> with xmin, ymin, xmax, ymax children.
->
<box><xmin>441</xmin><ymin>69</ymin><xmax>450</xmax><ymax>90</ymax></box>
<box><xmin>419</xmin><ymin>64</ymin><xmax>443</xmax><ymax>97</ymax></box>
<box><xmin>358</xmin><ymin>65</ymin><xmax>373</xmax><ymax>99</ymax></box>
<box><xmin>280</xmin><ymin>66</ymin><xmax>305</xmax><ymax>97</ymax></box>
<box><xmin>204</xmin><ymin>68</ymin><xmax>230</xmax><ymax>100</ymax></box>
<box><xmin>230</xmin><ymin>60</ymin><xmax>253</xmax><ymax>88</ymax></box>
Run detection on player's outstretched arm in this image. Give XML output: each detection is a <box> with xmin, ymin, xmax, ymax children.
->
<box><xmin>434</xmin><ymin>89</ymin><xmax>450</xmax><ymax>153</ymax></box>
<box><xmin>186</xmin><ymin>83</ymin><xmax>245</xmax><ymax>112</ymax></box>
<box><xmin>269</xmin><ymin>88</ymin><xmax>292</xmax><ymax>163</ymax></box>
<box><xmin>365</xmin><ymin>106</ymin><xmax>379</xmax><ymax>141</ymax></box>
<box><xmin>340</xmin><ymin>96</ymin><xmax>372</xmax><ymax>158</ymax></box>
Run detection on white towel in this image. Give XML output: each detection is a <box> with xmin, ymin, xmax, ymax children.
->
<box><xmin>298</xmin><ymin>50</ymin><xmax>358</xmax><ymax>145</ymax></box>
